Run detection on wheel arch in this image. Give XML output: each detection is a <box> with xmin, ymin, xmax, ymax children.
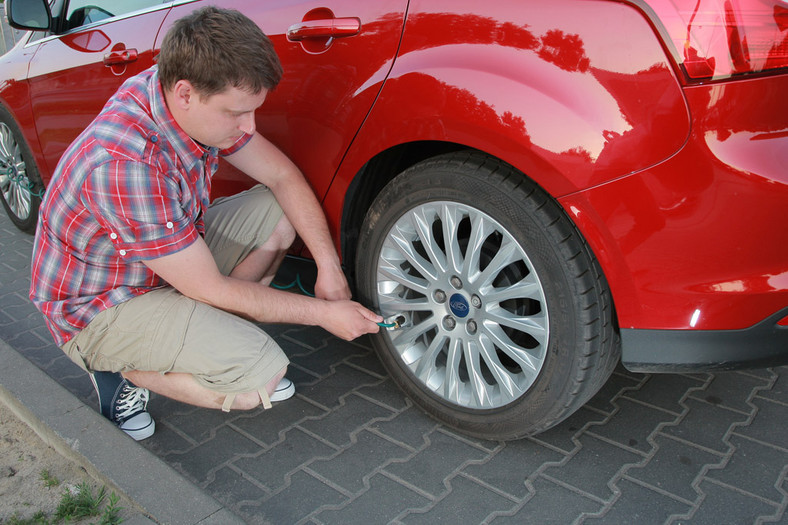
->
<box><xmin>338</xmin><ymin>144</ymin><xmax>623</xmax><ymax>344</ymax></box>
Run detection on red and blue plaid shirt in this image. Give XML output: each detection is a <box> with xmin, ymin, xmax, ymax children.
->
<box><xmin>30</xmin><ymin>67</ymin><xmax>250</xmax><ymax>346</ymax></box>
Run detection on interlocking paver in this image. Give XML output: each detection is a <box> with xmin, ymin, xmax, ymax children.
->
<box><xmin>368</xmin><ymin>405</ymin><xmax>440</xmax><ymax>450</ymax></box>
<box><xmin>235</xmin><ymin>427</ymin><xmax>338</xmax><ymax>491</ymax></box>
<box><xmin>312</xmin><ymin>473</ymin><xmax>431</xmax><ymax>525</ymax></box>
<box><xmin>584</xmin><ymin>370</ymin><xmax>643</xmax><ymax>414</ymax></box>
<box><xmin>624</xmin><ymin>434</ymin><xmax>722</xmax><ymax>502</ymax></box>
<box><xmin>231</xmin><ymin>396</ymin><xmax>328</xmax><ymax>446</ymax></box>
<box><xmin>586</xmin><ymin>397</ymin><xmax>678</xmax><ymax>454</ymax></box>
<box><xmin>243</xmin><ymin>469</ymin><xmax>347</xmax><ymax>524</ymax></box>
<box><xmin>307</xmin><ymin>429</ymin><xmax>411</xmax><ymax>494</ymax></box>
<box><xmin>583</xmin><ymin>477</ymin><xmax>692</xmax><ymax>524</ymax></box>
<box><xmin>1</xmin><ymin>208</ymin><xmax>787</xmax><ymax>523</ymax></box>
<box><xmin>166</xmin><ymin>425</ymin><xmax>269</xmax><ymax>482</ymax></box>
<box><xmin>734</xmin><ymin>396</ymin><xmax>788</xmax><ymax>450</ymax></box>
<box><xmin>296</xmin><ymin>363</ymin><xmax>383</xmax><ymax>407</ymax></box>
<box><xmin>156</xmin><ymin>400</ymin><xmax>239</xmax><ymax>444</ymax></box>
<box><xmin>690</xmin><ymin>371</ymin><xmax>774</xmax><ymax>414</ymax></box>
<box><xmin>401</xmin><ymin>474</ymin><xmax>517</xmax><ymax>524</ymax></box>
<box><xmin>490</xmin><ymin>476</ymin><xmax>603</xmax><ymax>524</ymax></box>
<box><xmin>299</xmin><ymin>394</ymin><xmax>397</xmax><ymax>447</ymax></box>
<box><xmin>675</xmin><ymin>479</ymin><xmax>780</xmax><ymax>524</ymax></box>
<box><xmin>706</xmin><ymin>434</ymin><xmax>788</xmax><ymax>504</ymax></box>
<box><xmin>759</xmin><ymin>367</ymin><xmax>788</xmax><ymax>405</ymax></box>
<box><xmin>383</xmin><ymin>430</ymin><xmax>491</xmax><ymax>498</ymax></box>
<box><xmin>622</xmin><ymin>373</ymin><xmax>706</xmax><ymax>414</ymax></box>
<box><xmin>541</xmin><ymin>434</ymin><xmax>642</xmax><ymax>501</ymax></box>
<box><xmin>529</xmin><ymin>406</ymin><xmax>612</xmax><ymax>454</ymax></box>
<box><xmin>661</xmin><ymin>397</ymin><xmax>750</xmax><ymax>454</ymax></box>
<box><xmin>463</xmin><ymin>439</ymin><xmax>566</xmax><ymax>499</ymax></box>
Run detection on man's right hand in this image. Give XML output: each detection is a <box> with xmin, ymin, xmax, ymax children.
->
<box><xmin>321</xmin><ymin>300</ymin><xmax>383</xmax><ymax>341</ymax></box>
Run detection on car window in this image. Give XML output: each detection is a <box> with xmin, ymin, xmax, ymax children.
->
<box><xmin>64</xmin><ymin>0</ymin><xmax>165</xmax><ymax>32</ymax></box>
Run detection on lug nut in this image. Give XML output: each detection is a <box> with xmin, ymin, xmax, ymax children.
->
<box><xmin>434</xmin><ymin>290</ymin><xmax>447</xmax><ymax>303</ymax></box>
<box><xmin>467</xmin><ymin>319</ymin><xmax>477</xmax><ymax>334</ymax></box>
<box><xmin>471</xmin><ymin>295</ymin><xmax>481</xmax><ymax>308</ymax></box>
<box><xmin>450</xmin><ymin>276</ymin><xmax>463</xmax><ymax>289</ymax></box>
<box><xmin>443</xmin><ymin>316</ymin><xmax>456</xmax><ymax>330</ymax></box>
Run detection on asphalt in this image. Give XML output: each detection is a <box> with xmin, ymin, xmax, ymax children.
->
<box><xmin>1</xmin><ymin>206</ymin><xmax>787</xmax><ymax>525</ymax></box>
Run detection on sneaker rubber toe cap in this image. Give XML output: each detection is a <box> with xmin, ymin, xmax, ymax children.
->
<box><xmin>118</xmin><ymin>412</ymin><xmax>155</xmax><ymax>441</ymax></box>
<box><xmin>270</xmin><ymin>378</ymin><xmax>295</xmax><ymax>402</ymax></box>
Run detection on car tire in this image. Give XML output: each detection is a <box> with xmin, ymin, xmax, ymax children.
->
<box><xmin>0</xmin><ymin>105</ymin><xmax>44</xmax><ymax>233</ymax></box>
<box><xmin>355</xmin><ymin>151</ymin><xmax>619</xmax><ymax>440</ymax></box>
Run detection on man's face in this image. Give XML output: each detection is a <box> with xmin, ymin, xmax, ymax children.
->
<box><xmin>179</xmin><ymin>84</ymin><xmax>268</xmax><ymax>149</ymax></box>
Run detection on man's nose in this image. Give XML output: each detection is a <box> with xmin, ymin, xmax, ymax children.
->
<box><xmin>239</xmin><ymin>113</ymin><xmax>256</xmax><ymax>135</ymax></box>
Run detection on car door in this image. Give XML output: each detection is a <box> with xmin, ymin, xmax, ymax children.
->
<box><xmin>26</xmin><ymin>1</ymin><xmax>172</xmax><ymax>176</ymax></box>
<box><xmin>159</xmin><ymin>0</ymin><xmax>409</xmax><ymax>201</ymax></box>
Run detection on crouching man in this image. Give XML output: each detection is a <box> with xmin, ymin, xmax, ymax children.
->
<box><xmin>29</xmin><ymin>6</ymin><xmax>381</xmax><ymax>440</ymax></box>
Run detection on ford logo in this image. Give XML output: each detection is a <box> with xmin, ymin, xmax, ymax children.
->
<box><xmin>449</xmin><ymin>293</ymin><xmax>470</xmax><ymax>318</ymax></box>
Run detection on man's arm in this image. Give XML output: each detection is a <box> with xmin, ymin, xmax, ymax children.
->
<box><xmin>224</xmin><ymin>132</ymin><xmax>350</xmax><ymax>300</ymax></box>
<box><xmin>141</xmin><ymin>238</ymin><xmax>381</xmax><ymax>341</ymax></box>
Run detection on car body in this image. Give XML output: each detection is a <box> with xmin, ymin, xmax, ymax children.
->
<box><xmin>2</xmin><ymin>0</ymin><xmax>786</xmax><ymax>439</ymax></box>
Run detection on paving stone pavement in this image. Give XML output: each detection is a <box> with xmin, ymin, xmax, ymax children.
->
<box><xmin>1</xmin><ymin>209</ymin><xmax>787</xmax><ymax>524</ymax></box>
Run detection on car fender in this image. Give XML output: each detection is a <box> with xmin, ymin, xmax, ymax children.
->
<box><xmin>331</xmin><ymin>0</ymin><xmax>689</xmax><ymax>197</ymax></box>
<box><xmin>328</xmin><ymin>0</ymin><xmax>690</xmax><ymax>297</ymax></box>
<box><xmin>0</xmin><ymin>38</ymin><xmax>48</xmax><ymax>177</ymax></box>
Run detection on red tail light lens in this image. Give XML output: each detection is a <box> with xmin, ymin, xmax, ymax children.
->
<box><xmin>649</xmin><ymin>0</ymin><xmax>788</xmax><ymax>80</ymax></box>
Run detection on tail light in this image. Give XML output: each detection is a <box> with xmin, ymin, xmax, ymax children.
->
<box><xmin>647</xmin><ymin>0</ymin><xmax>788</xmax><ymax>81</ymax></box>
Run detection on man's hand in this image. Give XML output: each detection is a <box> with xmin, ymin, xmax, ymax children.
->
<box><xmin>322</xmin><ymin>300</ymin><xmax>383</xmax><ymax>340</ymax></box>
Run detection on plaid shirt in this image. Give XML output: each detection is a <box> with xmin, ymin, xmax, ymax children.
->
<box><xmin>30</xmin><ymin>67</ymin><xmax>250</xmax><ymax>346</ymax></box>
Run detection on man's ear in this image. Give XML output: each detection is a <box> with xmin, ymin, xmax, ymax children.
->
<box><xmin>170</xmin><ymin>80</ymin><xmax>194</xmax><ymax>110</ymax></box>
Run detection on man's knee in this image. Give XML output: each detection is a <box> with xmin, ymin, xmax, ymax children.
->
<box><xmin>228</xmin><ymin>366</ymin><xmax>287</xmax><ymax>411</ymax></box>
<box><xmin>231</xmin><ymin>391</ymin><xmax>265</xmax><ymax>410</ymax></box>
<box><xmin>270</xmin><ymin>214</ymin><xmax>296</xmax><ymax>251</ymax></box>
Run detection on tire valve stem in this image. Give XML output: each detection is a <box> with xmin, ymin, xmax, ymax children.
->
<box><xmin>379</xmin><ymin>314</ymin><xmax>405</xmax><ymax>330</ymax></box>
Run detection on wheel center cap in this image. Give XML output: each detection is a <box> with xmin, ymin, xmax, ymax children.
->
<box><xmin>449</xmin><ymin>293</ymin><xmax>470</xmax><ymax>318</ymax></box>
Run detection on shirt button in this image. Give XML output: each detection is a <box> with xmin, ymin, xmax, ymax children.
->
<box><xmin>149</xmin><ymin>135</ymin><xmax>158</xmax><ymax>143</ymax></box>
<box><xmin>119</xmin><ymin>249</ymin><xmax>127</xmax><ymax>256</ymax></box>
<box><xmin>110</xmin><ymin>233</ymin><xmax>118</xmax><ymax>240</ymax></box>
<box><xmin>166</xmin><ymin>221</ymin><xmax>173</xmax><ymax>229</ymax></box>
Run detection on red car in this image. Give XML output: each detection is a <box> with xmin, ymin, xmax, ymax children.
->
<box><xmin>2</xmin><ymin>0</ymin><xmax>786</xmax><ymax>440</ymax></box>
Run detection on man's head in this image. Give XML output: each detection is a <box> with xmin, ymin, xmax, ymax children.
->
<box><xmin>157</xmin><ymin>6</ymin><xmax>282</xmax><ymax>97</ymax></box>
<box><xmin>158</xmin><ymin>6</ymin><xmax>282</xmax><ymax>149</ymax></box>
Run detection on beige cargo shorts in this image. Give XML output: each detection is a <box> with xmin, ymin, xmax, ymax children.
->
<box><xmin>62</xmin><ymin>185</ymin><xmax>289</xmax><ymax>408</ymax></box>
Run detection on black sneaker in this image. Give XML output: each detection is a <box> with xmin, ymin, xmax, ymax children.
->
<box><xmin>89</xmin><ymin>371</ymin><xmax>155</xmax><ymax>441</ymax></box>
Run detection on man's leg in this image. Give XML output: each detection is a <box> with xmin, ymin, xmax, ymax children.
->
<box><xmin>132</xmin><ymin>184</ymin><xmax>296</xmax><ymax>409</ymax></box>
<box><xmin>123</xmin><ymin>366</ymin><xmax>286</xmax><ymax>411</ymax></box>
<box><xmin>226</xmin><ymin>214</ymin><xmax>295</xmax><ymax>284</ymax></box>
<box><xmin>120</xmin><ymin>209</ymin><xmax>295</xmax><ymax>411</ymax></box>
<box><xmin>68</xmin><ymin>288</ymin><xmax>293</xmax><ymax>418</ymax></box>
<box><xmin>67</xmin><ymin>185</ymin><xmax>296</xmax><ymax>436</ymax></box>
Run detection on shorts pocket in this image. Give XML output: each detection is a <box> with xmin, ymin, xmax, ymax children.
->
<box><xmin>141</xmin><ymin>290</ymin><xmax>196</xmax><ymax>373</ymax></box>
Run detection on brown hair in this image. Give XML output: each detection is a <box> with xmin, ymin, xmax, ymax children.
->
<box><xmin>157</xmin><ymin>6</ymin><xmax>282</xmax><ymax>97</ymax></box>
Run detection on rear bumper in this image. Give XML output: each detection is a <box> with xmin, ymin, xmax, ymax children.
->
<box><xmin>621</xmin><ymin>307</ymin><xmax>788</xmax><ymax>373</ymax></box>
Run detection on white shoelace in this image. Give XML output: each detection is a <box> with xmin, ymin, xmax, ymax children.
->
<box><xmin>114</xmin><ymin>385</ymin><xmax>150</xmax><ymax>421</ymax></box>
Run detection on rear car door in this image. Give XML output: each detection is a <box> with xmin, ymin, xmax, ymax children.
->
<box><xmin>26</xmin><ymin>1</ymin><xmax>172</xmax><ymax>176</ymax></box>
<box><xmin>159</xmin><ymin>0</ymin><xmax>409</xmax><ymax>201</ymax></box>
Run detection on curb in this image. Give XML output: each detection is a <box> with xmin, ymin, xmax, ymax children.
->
<box><xmin>0</xmin><ymin>339</ymin><xmax>245</xmax><ymax>525</ymax></box>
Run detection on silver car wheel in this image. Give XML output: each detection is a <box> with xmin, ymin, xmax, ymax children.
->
<box><xmin>0</xmin><ymin>122</ymin><xmax>33</xmax><ymax>222</ymax></box>
<box><xmin>376</xmin><ymin>200</ymin><xmax>549</xmax><ymax>409</ymax></box>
